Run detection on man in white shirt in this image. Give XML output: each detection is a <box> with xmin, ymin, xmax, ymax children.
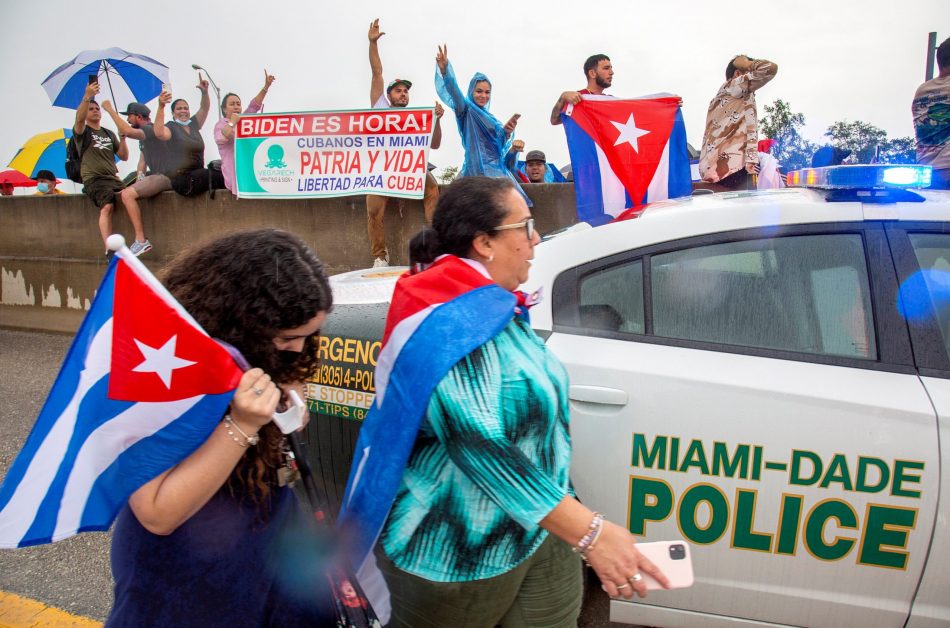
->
<box><xmin>366</xmin><ymin>18</ymin><xmax>444</xmax><ymax>267</ymax></box>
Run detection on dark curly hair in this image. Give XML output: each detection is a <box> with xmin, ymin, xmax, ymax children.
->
<box><xmin>160</xmin><ymin>229</ymin><xmax>333</xmax><ymax>508</ymax></box>
<box><xmin>409</xmin><ymin>176</ymin><xmax>515</xmax><ymax>265</ymax></box>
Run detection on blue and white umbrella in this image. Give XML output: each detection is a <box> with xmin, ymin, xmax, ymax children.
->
<box><xmin>41</xmin><ymin>47</ymin><xmax>170</xmax><ymax>110</ymax></box>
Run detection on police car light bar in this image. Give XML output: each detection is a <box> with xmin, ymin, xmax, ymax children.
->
<box><xmin>786</xmin><ymin>165</ymin><xmax>932</xmax><ymax>189</ymax></box>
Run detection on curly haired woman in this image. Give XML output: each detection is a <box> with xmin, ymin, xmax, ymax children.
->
<box><xmin>105</xmin><ymin>229</ymin><xmax>335</xmax><ymax>627</ymax></box>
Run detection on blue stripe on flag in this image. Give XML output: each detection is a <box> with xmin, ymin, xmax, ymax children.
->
<box><xmin>78</xmin><ymin>391</ymin><xmax>233</xmax><ymax>534</ymax></box>
<box><xmin>0</xmin><ymin>260</ymin><xmax>117</xmax><ymax>515</ymax></box>
<box><xmin>667</xmin><ymin>109</ymin><xmax>692</xmax><ymax>199</ymax></box>
<box><xmin>562</xmin><ymin>115</ymin><xmax>607</xmax><ymax>225</ymax></box>
<box><xmin>340</xmin><ymin>285</ymin><xmax>516</xmax><ymax>566</ymax></box>
<box><xmin>21</xmin><ymin>373</ymin><xmax>134</xmax><ymax>545</ymax></box>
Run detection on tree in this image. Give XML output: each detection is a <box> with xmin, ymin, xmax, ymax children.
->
<box><xmin>824</xmin><ymin>120</ymin><xmax>888</xmax><ymax>164</ymax></box>
<box><xmin>878</xmin><ymin>136</ymin><xmax>916</xmax><ymax>164</ymax></box>
<box><xmin>759</xmin><ymin>99</ymin><xmax>817</xmax><ymax>171</ymax></box>
<box><xmin>437</xmin><ymin>166</ymin><xmax>459</xmax><ymax>184</ymax></box>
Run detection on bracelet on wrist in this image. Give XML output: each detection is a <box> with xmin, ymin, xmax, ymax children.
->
<box><xmin>223</xmin><ymin>414</ymin><xmax>259</xmax><ymax>447</ymax></box>
<box><xmin>572</xmin><ymin>512</ymin><xmax>606</xmax><ymax>560</ymax></box>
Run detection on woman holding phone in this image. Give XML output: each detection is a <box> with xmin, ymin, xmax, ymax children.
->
<box><xmin>434</xmin><ymin>45</ymin><xmax>531</xmax><ymax>205</ymax></box>
<box><xmin>214</xmin><ymin>70</ymin><xmax>275</xmax><ymax>195</ymax></box>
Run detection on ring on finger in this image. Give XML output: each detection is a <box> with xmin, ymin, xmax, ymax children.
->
<box><xmin>629</xmin><ymin>573</ymin><xmax>642</xmax><ymax>583</ymax></box>
<box><xmin>251</xmin><ymin>387</ymin><xmax>264</xmax><ymax>396</ymax></box>
<box><xmin>615</xmin><ymin>583</ymin><xmax>630</xmax><ymax>590</ymax></box>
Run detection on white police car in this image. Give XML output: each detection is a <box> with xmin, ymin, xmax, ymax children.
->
<box><xmin>313</xmin><ymin>165</ymin><xmax>950</xmax><ymax>627</ymax></box>
<box><xmin>524</xmin><ymin>165</ymin><xmax>949</xmax><ymax>627</ymax></box>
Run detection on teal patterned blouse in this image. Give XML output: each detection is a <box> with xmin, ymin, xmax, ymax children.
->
<box><xmin>380</xmin><ymin>318</ymin><xmax>572</xmax><ymax>582</ymax></box>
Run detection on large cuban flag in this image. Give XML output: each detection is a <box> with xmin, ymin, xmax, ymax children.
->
<box><xmin>562</xmin><ymin>95</ymin><xmax>692</xmax><ymax>225</ymax></box>
<box><xmin>337</xmin><ymin>255</ymin><xmax>519</xmax><ymax>623</ymax></box>
<box><xmin>0</xmin><ymin>247</ymin><xmax>242</xmax><ymax>549</ymax></box>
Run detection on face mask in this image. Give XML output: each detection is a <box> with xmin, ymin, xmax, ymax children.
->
<box><xmin>37</xmin><ymin>183</ymin><xmax>50</xmax><ymax>193</ymax></box>
<box><xmin>278</xmin><ymin>350</ymin><xmax>301</xmax><ymax>368</ymax></box>
<box><xmin>172</xmin><ymin>118</ymin><xmax>191</xmax><ymax>126</ymax></box>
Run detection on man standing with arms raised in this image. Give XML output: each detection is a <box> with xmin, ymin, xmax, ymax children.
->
<box><xmin>365</xmin><ymin>18</ymin><xmax>444</xmax><ymax>267</ymax></box>
<box><xmin>550</xmin><ymin>54</ymin><xmax>614</xmax><ymax>125</ymax></box>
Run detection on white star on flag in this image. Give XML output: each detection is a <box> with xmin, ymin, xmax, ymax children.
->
<box><xmin>611</xmin><ymin>114</ymin><xmax>650</xmax><ymax>152</ymax></box>
<box><xmin>132</xmin><ymin>335</ymin><xmax>196</xmax><ymax>388</ymax></box>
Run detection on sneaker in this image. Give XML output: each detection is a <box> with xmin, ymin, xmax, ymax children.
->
<box><xmin>130</xmin><ymin>239</ymin><xmax>152</xmax><ymax>257</ymax></box>
<box><xmin>372</xmin><ymin>256</ymin><xmax>389</xmax><ymax>268</ymax></box>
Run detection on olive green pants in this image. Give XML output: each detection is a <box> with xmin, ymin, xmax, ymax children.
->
<box><xmin>377</xmin><ymin>534</ymin><xmax>583</xmax><ymax>628</ymax></box>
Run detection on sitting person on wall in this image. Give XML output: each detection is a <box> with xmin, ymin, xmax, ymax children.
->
<box><xmin>165</xmin><ymin>73</ymin><xmax>218</xmax><ymax>196</ymax></box>
<box><xmin>101</xmin><ymin>93</ymin><xmax>171</xmax><ymax>258</ymax></box>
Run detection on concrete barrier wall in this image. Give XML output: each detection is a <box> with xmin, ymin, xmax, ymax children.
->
<box><xmin>0</xmin><ymin>184</ymin><xmax>578</xmax><ymax>334</ymax></box>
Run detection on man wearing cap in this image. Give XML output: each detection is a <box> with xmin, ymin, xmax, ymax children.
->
<box><xmin>523</xmin><ymin>150</ymin><xmax>550</xmax><ymax>183</ymax></box>
<box><xmin>33</xmin><ymin>170</ymin><xmax>65</xmax><ymax>195</ymax></box>
<box><xmin>366</xmin><ymin>18</ymin><xmax>444</xmax><ymax>267</ymax></box>
<box><xmin>102</xmin><ymin>92</ymin><xmax>172</xmax><ymax>256</ymax></box>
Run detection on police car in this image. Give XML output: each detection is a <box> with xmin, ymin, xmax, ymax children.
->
<box><xmin>311</xmin><ymin>165</ymin><xmax>950</xmax><ymax>627</ymax></box>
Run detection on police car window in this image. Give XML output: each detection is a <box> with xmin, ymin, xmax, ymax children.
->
<box><xmin>651</xmin><ymin>235</ymin><xmax>876</xmax><ymax>359</ymax></box>
<box><xmin>578</xmin><ymin>260</ymin><xmax>644</xmax><ymax>334</ymax></box>
<box><xmin>907</xmin><ymin>233</ymin><xmax>950</xmax><ymax>362</ymax></box>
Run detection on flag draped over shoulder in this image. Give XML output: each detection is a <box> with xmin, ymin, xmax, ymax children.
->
<box><xmin>337</xmin><ymin>255</ymin><xmax>518</xmax><ymax>621</ymax></box>
<box><xmin>562</xmin><ymin>95</ymin><xmax>692</xmax><ymax>225</ymax></box>
<box><xmin>0</xmin><ymin>254</ymin><xmax>242</xmax><ymax>549</ymax></box>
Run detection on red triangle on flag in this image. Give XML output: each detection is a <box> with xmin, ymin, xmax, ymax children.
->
<box><xmin>109</xmin><ymin>260</ymin><xmax>243</xmax><ymax>402</ymax></box>
<box><xmin>568</xmin><ymin>97</ymin><xmax>679</xmax><ymax>206</ymax></box>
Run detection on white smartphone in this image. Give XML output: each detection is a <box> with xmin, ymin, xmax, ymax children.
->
<box><xmin>635</xmin><ymin>540</ymin><xmax>694</xmax><ymax>589</ymax></box>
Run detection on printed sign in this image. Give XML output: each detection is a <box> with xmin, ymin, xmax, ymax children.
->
<box><xmin>306</xmin><ymin>334</ymin><xmax>382</xmax><ymax>421</ymax></box>
<box><xmin>234</xmin><ymin>107</ymin><xmax>434</xmax><ymax>199</ymax></box>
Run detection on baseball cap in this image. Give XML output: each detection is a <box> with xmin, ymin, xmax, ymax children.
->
<box><xmin>120</xmin><ymin>102</ymin><xmax>151</xmax><ymax>117</ymax></box>
<box><xmin>34</xmin><ymin>170</ymin><xmax>57</xmax><ymax>182</ymax></box>
<box><xmin>387</xmin><ymin>79</ymin><xmax>413</xmax><ymax>92</ymax></box>
<box><xmin>525</xmin><ymin>150</ymin><xmax>546</xmax><ymax>163</ymax></box>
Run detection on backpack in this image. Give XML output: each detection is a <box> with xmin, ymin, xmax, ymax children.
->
<box><xmin>65</xmin><ymin>127</ymin><xmax>119</xmax><ymax>183</ymax></box>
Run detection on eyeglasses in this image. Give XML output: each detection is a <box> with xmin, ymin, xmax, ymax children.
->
<box><xmin>493</xmin><ymin>217</ymin><xmax>535</xmax><ymax>240</ymax></box>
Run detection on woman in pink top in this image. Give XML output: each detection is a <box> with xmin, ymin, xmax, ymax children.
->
<box><xmin>214</xmin><ymin>70</ymin><xmax>276</xmax><ymax>195</ymax></box>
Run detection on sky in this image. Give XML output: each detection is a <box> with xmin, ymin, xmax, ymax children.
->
<box><xmin>0</xmin><ymin>0</ymin><xmax>944</xmax><ymax>191</ymax></box>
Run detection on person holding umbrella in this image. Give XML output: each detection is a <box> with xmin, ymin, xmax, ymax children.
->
<box><xmin>73</xmin><ymin>81</ymin><xmax>151</xmax><ymax>256</ymax></box>
<box><xmin>0</xmin><ymin>169</ymin><xmax>38</xmax><ymax>196</ymax></box>
<box><xmin>33</xmin><ymin>170</ymin><xmax>65</xmax><ymax>195</ymax></box>
<box><xmin>214</xmin><ymin>70</ymin><xmax>275</xmax><ymax>195</ymax></box>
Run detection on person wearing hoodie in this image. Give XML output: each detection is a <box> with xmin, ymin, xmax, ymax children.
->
<box><xmin>435</xmin><ymin>44</ymin><xmax>531</xmax><ymax>206</ymax></box>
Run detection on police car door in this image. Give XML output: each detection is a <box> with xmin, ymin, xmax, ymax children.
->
<box><xmin>548</xmin><ymin>223</ymin><xmax>938</xmax><ymax>628</ymax></box>
<box><xmin>885</xmin><ymin>222</ymin><xmax>950</xmax><ymax>628</ymax></box>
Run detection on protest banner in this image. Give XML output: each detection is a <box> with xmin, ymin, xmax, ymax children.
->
<box><xmin>233</xmin><ymin>107</ymin><xmax>435</xmax><ymax>199</ymax></box>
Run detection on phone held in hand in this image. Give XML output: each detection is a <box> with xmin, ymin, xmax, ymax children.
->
<box><xmin>635</xmin><ymin>540</ymin><xmax>694</xmax><ymax>589</ymax></box>
<box><xmin>87</xmin><ymin>74</ymin><xmax>98</xmax><ymax>85</ymax></box>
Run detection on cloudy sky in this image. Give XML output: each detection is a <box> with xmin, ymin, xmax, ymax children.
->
<box><xmin>0</xmin><ymin>0</ymin><xmax>943</xmax><ymax>189</ymax></box>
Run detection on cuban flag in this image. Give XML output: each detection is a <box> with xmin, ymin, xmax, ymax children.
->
<box><xmin>562</xmin><ymin>95</ymin><xmax>692</xmax><ymax>225</ymax></box>
<box><xmin>337</xmin><ymin>255</ymin><xmax>518</xmax><ymax>623</ymax></box>
<box><xmin>0</xmin><ymin>248</ymin><xmax>242</xmax><ymax>549</ymax></box>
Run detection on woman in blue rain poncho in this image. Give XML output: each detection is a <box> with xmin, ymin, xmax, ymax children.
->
<box><xmin>435</xmin><ymin>45</ymin><xmax>532</xmax><ymax>206</ymax></box>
